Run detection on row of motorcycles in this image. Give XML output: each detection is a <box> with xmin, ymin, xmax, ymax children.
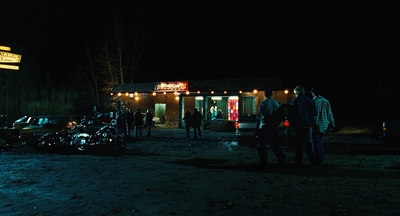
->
<box><xmin>38</xmin><ymin>121</ymin><xmax>126</xmax><ymax>152</ymax></box>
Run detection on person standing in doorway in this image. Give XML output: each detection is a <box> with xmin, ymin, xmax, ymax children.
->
<box><xmin>256</xmin><ymin>89</ymin><xmax>286</xmax><ymax>167</ymax></box>
<box><xmin>134</xmin><ymin>108</ymin><xmax>143</xmax><ymax>137</ymax></box>
<box><xmin>288</xmin><ymin>86</ymin><xmax>318</xmax><ymax>167</ymax></box>
<box><xmin>209</xmin><ymin>106</ymin><xmax>215</xmax><ymax>120</ymax></box>
<box><xmin>145</xmin><ymin>109</ymin><xmax>153</xmax><ymax>137</ymax></box>
<box><xmin>183</xmin><ymin>111</ymin><xmax>192</xmax><ymax>140</ymax></box>
<box><xmin>216</xmin><ymin>109</ymin><xmax>224</xmax><ymax>118</ymax></box>
<box><xmin>191</xmin><ymin>108</ymin><xmax>203</xmax><ymax>139</ymax></box>
<box><xmin>310</xmin><ymin>86</ymin><xmax>335</xmax><ymax>164</ymax></box>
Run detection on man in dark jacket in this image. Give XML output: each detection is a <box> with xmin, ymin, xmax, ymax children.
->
<box><xmin>183</xmin><ymin>111</ymin><xmax>192</xmax><ymax>140</ymax></box>
<box><xmin>134</xmin><ymin>108</ymin><xmax>143</xmax><ymax>137</ymax></box>
<box><xmin>145</xmin><ymin>109</ymin><xmax>153</xmax><ymax>137</ymax></box>
<box><xmin>116</xmin><ymin>111</ymin><xmax>127</xmax><ymax>136</ymax></box>
<box><xmin>288</xmin><ymin>86</ymin><xmax>318</xmax><ymax>167</ymax></box>
<box><xmin>191</xmin><ymin>108</ymin><xmax>203</xmax><ymax>139</ymax></box>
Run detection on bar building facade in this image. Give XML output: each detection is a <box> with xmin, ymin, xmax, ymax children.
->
<box><xmin>111</xmin><ymin>77</ymin><xmax>295</xmax><ymax>129</ymax></box>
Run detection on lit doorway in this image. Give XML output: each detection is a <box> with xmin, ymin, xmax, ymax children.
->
<box><xmin>155</xmin><ymin>103</ymin><xmax>166</xmax><ymax>123</ymax></box>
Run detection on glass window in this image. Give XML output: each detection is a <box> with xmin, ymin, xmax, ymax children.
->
<box><xmin>241</xmin><ymin>96</ymin><xmax>256</xmax><ymax>115</ymax></box>
<box><xmin>228</xmin><ymin>98</ymin><xmax>238</xmax><ymax>121</ymax></box>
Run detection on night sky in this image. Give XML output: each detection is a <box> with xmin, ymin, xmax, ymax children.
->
<box><xmin>1</xmin><ymin>1</ymin><xmax>399</xmax><ymax>112</ymax></box>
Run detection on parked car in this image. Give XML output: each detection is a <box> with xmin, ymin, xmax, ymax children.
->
<box><xmin>235</xmin><ymin>103</ymin><xmax>293</xmax><ymax>149</ymax></box>
<box><xmin>12</xmin><ymin>116</ymin><xmax>38</xmax><ymax>131</ymax></box>
<box><xmin>19</xmin><ymin>115</ymin><xmax>105</xmax><ymax>147</ymax></box>
<box><xmin>0</xmin><ymin>114</ymin><xmax>8</xmax><ymax>128</ymax></box>
<box><xmin>0</xmin><ymin>128</ymin><xmax>19</xmax><ymax>144</ymax></box>
<box><xmin>70</xmin><ymin>115</ymin><xmax>106</xmax><ymax>133</ymax></box>
<box><xmin>378</xmin><ymin>119</ymin><xmax>400</xmax><ymax>145</ymax></box>
<box><xmin>94</xmin><ymin>112</ymin><xmax>115</xmax><ymax>123</ymax></box>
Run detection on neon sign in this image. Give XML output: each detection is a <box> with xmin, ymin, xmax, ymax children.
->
<box><xmin>154</xmin><ymin>81</ymin><xmax>188</xmax><ymax>92</ymax></box>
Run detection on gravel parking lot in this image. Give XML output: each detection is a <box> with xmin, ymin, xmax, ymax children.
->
<box><xmin>1</xmin><ymin>126</ymin><xmax>400</xmax><ymax>216</ymax></box>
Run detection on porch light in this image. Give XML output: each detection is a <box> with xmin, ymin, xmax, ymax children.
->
<box><xmin>152</xmin><ymin>92</ymin><xmax>156</xmax><ymax>96</ymax></box>
<box><xmin>211</xmin><ymin>96</ymin><xmax>222</xmax><ymax>100</ymax></box>
<box><xmin>186</xmin><ymin>91</ymin><xmax>190</xmax><ymax>95</ymax></box>
<box><xmin>284</xmin><ymin>89</ymin><xmax>289</xmax><ymax>94</ymax></box>
<box><xmin>253</xmin><ymin>89</ymin><xmax>258</xmax><ymax>94</ymax></box>
<box><xmin>117</xmin><ymin>92</ymin><xmax>122</xmax><ymax>96</ymax></box>
<box><xmin>224</xmin><ymin>91</ymin><xmax>227</xmax><ymax>94</ymax></box>
<box><xmin>163</xmin><ymin>92</ymin><xmax>166</xmax><ymax>95</ymax></box>
<box><xmin>134</xmin><ymin>92</ymin><xmax>138</xmax><ymax>96</ymax></box>
<box><xmin>239</xmin><ymin>90</ymin><xmax>242</xmax><ymax>94</ymax></box>
<box><xmin>197</xmin><ymin>91</ymin><xmax>200</xmax><ymax>94</ymax></box>
<box><xmin>211</xmin><ymin>91</ymin><xmax>214</xmax><ymax>94</ymax></box>
<box><xmin>125</xmin><ymin>92</ymin><xmax>129</xmax><ymax>96</ymax></box>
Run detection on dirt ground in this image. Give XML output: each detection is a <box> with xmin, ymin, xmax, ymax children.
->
<box><xmin>1</xmin><ymin>126</ymin><xmax>400</xmax><ymax>216</ymax></box>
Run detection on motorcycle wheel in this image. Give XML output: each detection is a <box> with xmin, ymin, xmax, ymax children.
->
<box><xmin>75</xmin><ymin>137</ymin><xmax>89</xmax><ymax>151</ymax></box>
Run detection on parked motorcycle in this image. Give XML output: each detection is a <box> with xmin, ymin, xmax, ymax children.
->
<box><xmin>74</xmin><ymin>123</ymin><xmax>126</xmax><ymax>151</ymax></box>
<box><xmin>39</xmin><ymin>122</ymin><xmax>126</xmax><ymax>152</ymax></box>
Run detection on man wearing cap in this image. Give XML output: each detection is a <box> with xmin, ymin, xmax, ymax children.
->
<box><xmin>310</xmin><ymin>86</ymin><xmax>335</xmax><ymax>164</ymax></box>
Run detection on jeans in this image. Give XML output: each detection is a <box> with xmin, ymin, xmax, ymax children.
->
<box><xmin>135</xmin><ymin>125</ymin><xmax>142</xmax><ymax>136</ymax></box>
<box><xmin>193</xmin><ymin>126</ymin><xmax>201</xmax><ymax>139</ymax></box>
<box><xmin>146</xmin><ymin>124</ymin><xmax>151</xmax><ymax>137</ymax></box>
<box><xmin>257</xmin><ymin>127</ymin><xmax>285</xmax><ymax>165</ymax></box>
<box><xmin>185</xmin><ymin>124</ymin><xmax>191</xmax><ymax>138</ymax></box>
<box><xmin>312</xmin><ymin>131</ymin><xmax>324</xmax><ymax>163</ymax></box>
<box><xmin>293</xmin><ymin>127</ymin><xmax>317</xmax><ymax>165</ymax></box>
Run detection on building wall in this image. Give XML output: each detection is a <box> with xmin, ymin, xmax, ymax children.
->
<box><xmin>119</xmin><ymin>93</ymin><xmax>179</xmax><ymax>124</ymax></box>
<box><xmin>117</xmin><ymin>90</ymin><xmax>295</xmax><ymax>127</ymax></box>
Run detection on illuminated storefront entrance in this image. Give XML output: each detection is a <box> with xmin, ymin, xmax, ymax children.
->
<box><xmin>191</xmin><ymin>95</ymin><xmax>239</xmax><ymax>121</ymax></box>
<box><xmin>111</xmin><ymin>77</ymin><xmax>294</xmax><ymax>129</ymax></box>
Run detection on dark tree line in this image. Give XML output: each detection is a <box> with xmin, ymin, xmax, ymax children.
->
<box><xmin>0</xmin><ymin>11</ymin><xmax>151</xmax><ymax>123</ymax></box>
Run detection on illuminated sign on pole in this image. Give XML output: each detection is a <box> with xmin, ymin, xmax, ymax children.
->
<box><xmin>0</xmin><ymin>64</ymin><xmax>19</xmax><ymax>70</ymax></box>
<box><xmin>0</xmin><ymin>46</ymin><xmax>11</xmax><ymax>51</ymax></box>
<box><xmin>0</xmin><ymin>51</ymin><xmax>22</xmax><ymax>63</ymax></box>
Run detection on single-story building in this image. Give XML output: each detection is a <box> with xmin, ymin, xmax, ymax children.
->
<box><xmin>111</xmin><ymin>77</ymin><xmax>295</xmax><ymax>129</ymax></box>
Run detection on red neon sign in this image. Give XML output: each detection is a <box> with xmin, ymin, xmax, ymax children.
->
<box><xmin>154</xmin><ymin>81</ymin><xmax>188</xmax><ymax>92</ymax></box>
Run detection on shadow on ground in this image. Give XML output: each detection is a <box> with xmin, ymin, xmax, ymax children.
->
<box><xmin>168</xmin><ymin>157</ymin><xmax>400</xmax><ymax>179</ymax></box>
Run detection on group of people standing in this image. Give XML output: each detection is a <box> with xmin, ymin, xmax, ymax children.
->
<box><xmin>183</xmin><ymin>108</ymin><xmax>203</xmax><ymax>140</ymax></box>
<box><xmin>256</xmin><ymin>86</ymin><xmax>335</xmax><ymax>168</ymax></box>
<box><xmin>116</xmin><ymin>108</ymin><xmax>153</xmax><ymax>137</ymax></box>
<box><xmin>209</xmin><ymin>106</ymin><xmax>224</xmax><ymax>120</ymax></box>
